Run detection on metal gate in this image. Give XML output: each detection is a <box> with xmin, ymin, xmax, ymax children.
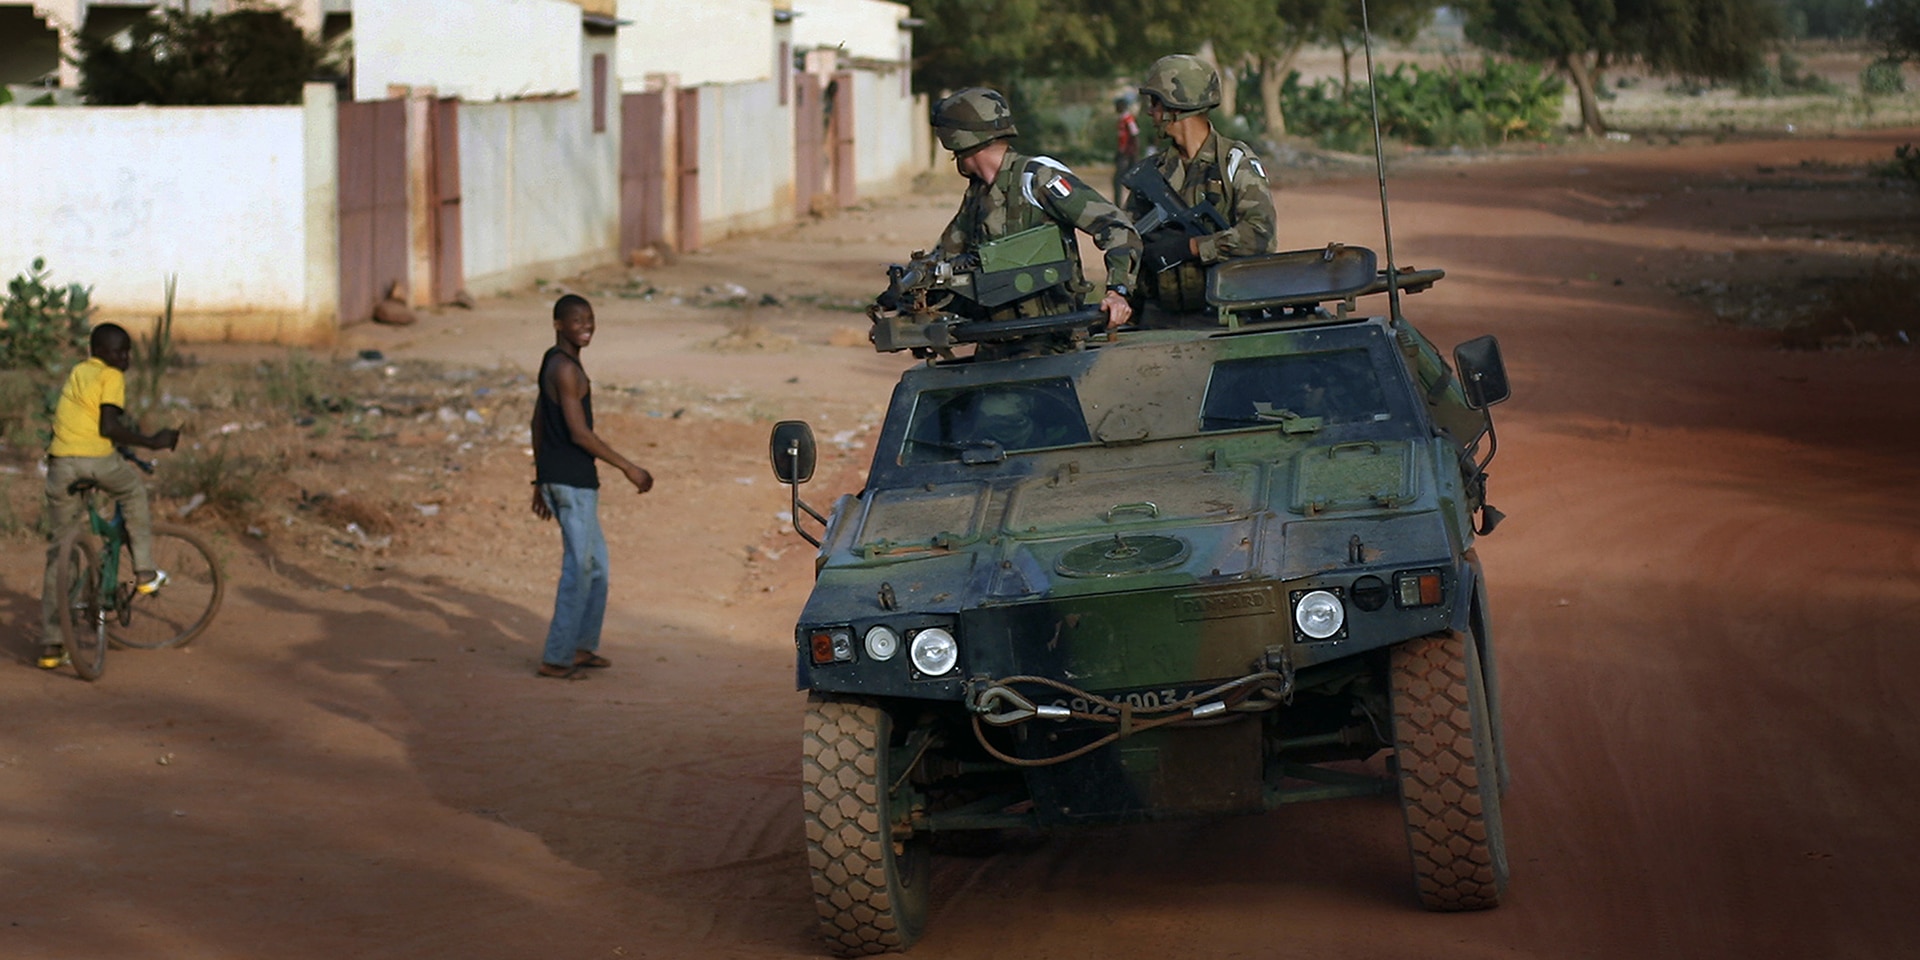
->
<box><xmin>831</xmin><ymin>71</ymin><xmax>856</xmax><ymax>208</ymax></box>
<box><xmin>428</xmin><ymin>98</ymin><xmax>464</xmax><ymax>304</ymax></box>
<box><xmin>794</xmin><ymin>72</ymin><xmax>823</xmax><ymax>217</ymax></box>
<box><xmin>620</xmin><ymin>91</ymin><xmax>666</xmax><ymax>260</ymax></box>
<box><xmin>337</xmin><ymin>98</ymin><xmax>408</xmax><ymax>325</ymax></box>
<box><xmin>675</xmin><ymin>87</ymin><xmax>700</xmax><ymax>252</ymax></box>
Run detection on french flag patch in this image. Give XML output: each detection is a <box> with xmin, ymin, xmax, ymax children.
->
<box><xmin>1045</xmin><ymin>175</ymin><xmax>1073</xmax><ymax>199</ymax></box>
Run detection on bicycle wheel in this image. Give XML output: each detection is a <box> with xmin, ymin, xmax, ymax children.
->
<box><xmin>110</xmin><ymin>523</ymin><xmax>224</xmax><ymax>650</ymax></box>
<box><xmin>52</xmin><ymin>532</ymin><xmax>106</xmax><ymax>681</ymax></box>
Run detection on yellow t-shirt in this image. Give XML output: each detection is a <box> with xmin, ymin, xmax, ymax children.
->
<box><xmin>49</xmin><ymin>357</ymin><xmax>125</xmax><ymax>459</ymax></box>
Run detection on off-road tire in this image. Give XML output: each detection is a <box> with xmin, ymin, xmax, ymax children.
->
<box><xmin>1389</xmin><ymin>630</ymin><xmax>1508</xmax><ymax>911</ymax></box>
<box><xmin>52</xmin><ymin>533</ymin><xmax>104</xmax><ymax>681</ymax></box>
<box><xmin>802</xmin><ymin>693</ymin><xmax>929</xmax><ymax>955</ymax></box>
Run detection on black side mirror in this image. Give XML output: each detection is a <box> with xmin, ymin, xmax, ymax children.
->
<box><xmin>770</xmin><ymin>420</ymin><xmax>817</xmax><ymax>484</ymax></box>
<box><xmin>1453</xmin><ymin>335</ymin><xmax>1511</xmax><ymax>410</ymax></box>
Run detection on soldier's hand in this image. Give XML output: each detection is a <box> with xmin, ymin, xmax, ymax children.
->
<box><xmin>1099</xmin><ymin>290</ymin><xmax>1132</xmax><ymax>330</ymax></box>
<box><xmin>1143</xmin><ymin>232</ymin><xmax>1195</xmax><ymax>273</ymax></box>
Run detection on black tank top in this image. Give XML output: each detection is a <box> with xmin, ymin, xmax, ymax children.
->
<box><xmin>534</xmin><ymin>347</ymin><xmax>598</xmax><ymax>488</ymax></box>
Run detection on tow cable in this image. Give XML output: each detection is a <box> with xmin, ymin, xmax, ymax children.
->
<box><xmin>964</xmin><ymin>669</ymin><xmax>1292</xmax><ymax>767</ymax></box>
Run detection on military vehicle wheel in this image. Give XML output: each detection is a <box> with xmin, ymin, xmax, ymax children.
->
<box><xmin>802</xmin><ymin>694</ymin><xmax>930</xmax><ymax>955</ymax></box>
<box><xmin>1389</xmin><ymin>631</ymin><xmax>1508</xmax><ymax>911</ymax></box>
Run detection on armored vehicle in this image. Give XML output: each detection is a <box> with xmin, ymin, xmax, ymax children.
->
<box><xmin>771</xmin><ymin>244</ymin><xmax>1512</xmax><ymax>955</ymax></box>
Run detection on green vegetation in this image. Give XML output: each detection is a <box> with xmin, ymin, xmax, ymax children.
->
<box><xmin>157</xmin><ymin>439</ymin><xmax>265</xmax><ymax>515</ymax></box>
<box><xmin>1879</xmin><ymin>142</ymin><xmax>1920</xmax><ymax>182</ymax></box>
<box><xmin>77</xmin><ymin>8</ymin><xmax>328</xmax><ymax>106</ymax></box>
<box><xmin>1861</xmin><ymin>59</ymin><xmax>1907</xmax><ymax>95</ymax></box>
<box><xmin>1738</xmin><ymin>51</ymin><xmax>1840</xmax><ymax>97</ymax></box>
<box><xmin>1870</xmin><ymin>0</ymin><xmax>1920</xmax><ymax>61</ymax></box>
<box><xmin>2</xmin><ymin>258</ymin><xmax>92</xmax><ymax>373</ymax></box>
<box><xmin>1284</xmin><ymin>61</ymin><xmax>1565</xmax><ymax>151</ymax></box>
<box><xmin>132</xmin><ymin>275</ymin><xmax>180</xmax><ymax>413</ymax></box>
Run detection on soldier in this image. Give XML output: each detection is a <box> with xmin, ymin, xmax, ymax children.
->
<box><xmin>929</xmin><ymin>87</ymin><xmax>1141</xmax><ymax>355</ymax></box>
<box><xmin>1128</xmin><ymin>54</ymin><xmax>1277</xmax><ymax>316</ymax></box>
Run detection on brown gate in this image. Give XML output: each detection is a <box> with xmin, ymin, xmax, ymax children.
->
<box><xmin>620</xmin><ymin>91</ymin><xmax>666</xmax><ymax>261</ymax></box>
<box><xmin>337</xmin><ymin>98</ymin><xmax>409</xmax><ymax>325</ymax></box>
<box><xmin>831</xmin><ymin>71</ymin><xmax>856</xmax><ymax>207</ymax></box>
<box><xmin>675</xmin><ymin>86</ymin><xmax>700</xmax><ymax>252</ymax></box>
<box><xmin>428</xmin><ymin>98</ymin><xmax>464</xmax><ymax>304</ymax></box>
<box><xmin>793</xmin><ymin>72</ymin><xmax>823</xmax><ymax>217</ymax></box>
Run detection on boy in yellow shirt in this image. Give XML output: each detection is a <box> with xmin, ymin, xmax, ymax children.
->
<box><xmin>40</xmin><ymin>323</ymin><xmax>180</xmax><ymax>668</ymax></box>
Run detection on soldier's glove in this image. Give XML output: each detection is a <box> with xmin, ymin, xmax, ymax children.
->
<box><xmin>1142</xmin><ymin>232</ymin><xmax>1196</xmax><ymax>273</ymax></box>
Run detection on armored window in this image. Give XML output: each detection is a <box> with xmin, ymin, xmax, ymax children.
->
<box><xmin>1200</xmin><ymin>349</ymin><xmax>1390</xmax><ymax>432</ymax></box>
<box><xmin>900</xmin><ymin>378</ymin><xmax>1091</xmax><ymax>464</ymax></box>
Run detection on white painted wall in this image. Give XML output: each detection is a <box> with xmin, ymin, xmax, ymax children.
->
<box><xmin>458</xmin><ymin>34</ymin><xmax>621</xmax><ymax>295</ymax></box>
<box><xmin>792</xmin><ymin>0</ymin><xmax>907</xmax><ymax>61</ymax></box>
<box><xmin>0</xmin><ymin>87</ymin><xmax>337</xmax><ymax>343</ymax></box>
<box><xmin>354</xmin><ymin>0</ymin><xmax>582</xmax><ymax>102</ymax></box>
<box><xmin>696</xmin><ymin>78</ymin><xmax>794</xmax><ymax>242</ymax></box>
<box><xmin>616</xmin><ymin>0</ymin><xmax>773</xmax><ymax>89</ymax></box>
<box><xmin>848</xmin><ymin>66</ymin><xmax>921</xmax><ymax>196</ymax></box>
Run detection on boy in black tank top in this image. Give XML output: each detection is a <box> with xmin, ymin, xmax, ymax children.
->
<box><xmin>530</xmin><ymin>294</ymin><xmax>654</xmax><ymax>679</ymax></box>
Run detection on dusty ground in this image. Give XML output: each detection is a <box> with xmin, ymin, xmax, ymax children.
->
<box><xmin>3</xmin><ymin>129</ymin><xmax>1918</xmax><ymax>959</ymax></box>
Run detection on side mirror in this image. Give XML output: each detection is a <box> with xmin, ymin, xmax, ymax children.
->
<box><xmin>1453</xmin><ymin>335</ymin><xmax>1511</xmax><ymax>410</ymax></box>
<box><xmin>770</xmin><ymin>420</ymin><xmax>817</xmax><ymax>484</ymax></box>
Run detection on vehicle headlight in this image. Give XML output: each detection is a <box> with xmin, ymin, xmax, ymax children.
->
<box><xmin>864</xmin><ymin>625</ymin><xmax>899</xmax><ymax>661</ymax></box>
<box><xmin>909</xmin><ymin>627</ymin><xmax>958</xmax><ymax>676</ymax></box>
<box><xmin>1294</xmin><ymin>590</ymin><xmax>1346</xmax><ymax>640</ymax></box>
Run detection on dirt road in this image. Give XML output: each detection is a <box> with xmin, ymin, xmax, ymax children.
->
<box><xmin>4</xmin><ymin>130</ymin><xmax>1918</xmax><ymax>960</ymax></box>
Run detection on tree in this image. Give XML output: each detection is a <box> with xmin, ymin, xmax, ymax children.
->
<box><xmin>1464</xmin><ymin>0</ymin><xmax>1781</xmax><ymax>136</ymax></box>
<box><xmin>1869</xmin><ymin>0</ymin><xmax>1920</xmax><ymax>60</ymax></box>
<box><xmin>78</xmin><ymin>8</ymin><xmax>325</xmax><ymax>106</ymax></box>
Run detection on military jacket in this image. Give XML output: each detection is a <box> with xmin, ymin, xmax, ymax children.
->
<box><xmin>1126</xmin><ymin>130</ymin><xmax>1276</xmax><ymax>264</ymax></box>
<box><xmin>936</xmin><ymin>149</ymin><xmax>1141</xmax><ymax>321</ymax></box>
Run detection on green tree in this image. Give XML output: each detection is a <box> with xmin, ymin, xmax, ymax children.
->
<box><xmin>1869</xmin><ymin>0</ymin><xmax>1920</xmax><ymax>60</ymax></box>
<box><xmin>1464</xmin><ymin>0</ymin><xmax>1782</xmax><ymax>136</ymax></box>
<box><xmin>78</xmin><ymin>8</ymin><xmax>325</xmax><ymax>106</ymax></box>
<box><xmin>1780</xmin><ymin>0</ymin><xmax>1869</xmax><ymax>39</ymax></box>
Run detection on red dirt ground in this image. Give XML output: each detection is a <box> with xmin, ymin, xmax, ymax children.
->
<box><xmin>3</xmin><ymin>129</ymin><xmax>1917</xmax><ymax>959</ymax></box>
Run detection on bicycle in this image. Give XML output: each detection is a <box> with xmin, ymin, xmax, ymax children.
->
<box><xmin>48</xmin><ymin>451</ymin><xmax>225</xmax><ymax>681</ymax></box>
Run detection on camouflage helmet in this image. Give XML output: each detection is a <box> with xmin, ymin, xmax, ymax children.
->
<box><xmin>1140</xmin><ymin>54</ymin><xmax>1221</xmax><ymax>116</ymax></box>
<box><xmin>930</xmin><ymin>87</ymin><xmax>1018</xmax><ymax>155</ymax></box>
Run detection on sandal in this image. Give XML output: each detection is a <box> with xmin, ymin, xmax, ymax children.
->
<box><xmin>573</xmin><ymin>652</ymin><xmax>612</xmax><ymax>669</ymax></box>
<box><xmin>535</xmin><ymin>663</ymin><xmax>588</xmax><ymax>680</ymax></box>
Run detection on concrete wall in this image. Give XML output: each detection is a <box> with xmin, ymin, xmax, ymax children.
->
<box><xmin>355</xmin><ymin>0</ymin><xmax>583</xmax><ymax>102</ymax></box>
<box><xmin>848</xmin><ymin>66</ymin><xmax>921</xmax><ymax>197</ymax></box>
<box><xmin>0</xmin><ymin>83</ymin><xmax>338</xmax><ymax>343</ymax></box>
<box><xmin>616</xmin><ymin>0</ymin><xmax>773</xmax><ymax>88</ymax></box>
<box><xmin>457</xmin><ymin>33</ymin><xmax>620</xmax><ymax>295</ymax></box>
<box><xmin>792</xmin><ymin>0</ymin><xmax>906</xmax><ymax>60</ymax></box>
<box><xmin>696</xmin><ymin>78</ymin><xmax>794</xmax><ymax>242</ymax></box>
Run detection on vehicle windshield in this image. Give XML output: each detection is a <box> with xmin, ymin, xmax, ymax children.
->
<box><xmin>1200</xmin><ymin>349</ymin><xmax>1390</xmax><ymax>432</ymax></box>
<box><xmin>900</xmin><ymin>377</ymin><xmax>1091</xmax><ymax>464</ymax></box>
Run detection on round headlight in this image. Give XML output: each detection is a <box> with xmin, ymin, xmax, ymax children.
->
<box><xmin>864</xmin><ymin>625</ymin><xmax>899</xmax><ymax>661</ymax></box>
<box><xmin>909</xmin><ymin>627</ymin><xmax>958</xmax><ymax>676</ymax></box>
<box><xmin>1294</xmin><ymin>590</ymin><xmax>1346</xmax><ymax>639</ymax></box>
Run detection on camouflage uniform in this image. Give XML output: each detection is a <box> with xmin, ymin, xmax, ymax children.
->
<box><xmin>1130</xmin><ymin>55</ymin><xmax>1278</xmax><ymax>314</ymax></box>
<box><xmin>929</xmin><ymin>88</ymin><xmax>1141</xmax><ymax>355</ymax></box>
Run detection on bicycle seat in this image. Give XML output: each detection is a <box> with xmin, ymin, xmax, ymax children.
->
<box><xmin>67</xmin><ymin>479</ymin><xmax>100</xmax><ymax>495</ymax></box>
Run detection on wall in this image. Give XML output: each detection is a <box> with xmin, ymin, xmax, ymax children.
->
<box><xmin>696</xmin><ymin>78</ymin><xmax>794</xmax><ymax>242</ymax></box>
<box><xmin>0</xmin><ymin>83</ymin><xmax>338</xmax><ymax>343</ymax></box>
<box><xmin>457</xmin><ymin>33</ymin><xmax>620</xmax><ymax>294</ymax></box>
<box><xmin>616</xmin><ymin>0</ymin><xmax>773</xmax><ymax>88</ymax></box>
<box><xmin>848</xmin><ymin>66</ymin><xmax>920</xmax><ymax>197</ymax></box>
<box><xmin>791</xmin><ymin>0</ymin><xmax>907</xmax><ymax>61</ymax></box>
<box><xmin>354</xmin><ymin>0</ymin><xmax>582</xmax><ymax>102</ymax></box>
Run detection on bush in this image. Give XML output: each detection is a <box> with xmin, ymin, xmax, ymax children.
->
<box><xmin>2</xmin><ymin>258</ymin><xmax>93</xmax><ymax>373</ymax></box>
<box><xmin>1739</xmin><ymin>51</ymin><xmax>1841</xmax><ymax>97</ymax></box>
<box><xmin>77</xmin><ymin>8</ymin><xmax>326</xmax><ymax>106</ymax></box>
<box><xmin>1861</xmin><ymin>59</ymin><xmax>1907</xmax><ymax>95</ymax></box>
<box><xmin>157</xmin><ymin>439</ymin><xmax>266</xmax><ymax>515</ymax></box>
<box><xmin>1878</xmin><ymin>142</ymin><xmax>1920</xmax><ymax>182</ymax></box>
<box><xmin>1281</xmin><ymin>61</ymin><xmax>1565</xmax><ymax>151</ymax></box>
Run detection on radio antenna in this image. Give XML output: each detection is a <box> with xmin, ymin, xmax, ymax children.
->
<box><xmin>1358</xmin><ymin>0</ymin><xmax>1402</xmax><ymax>322</ymax></box>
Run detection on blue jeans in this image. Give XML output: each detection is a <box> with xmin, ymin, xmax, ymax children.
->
<box><xmin>540</xmin><ymin>484</ymin><xmax>608</xmax><ymax>667</ymax></box>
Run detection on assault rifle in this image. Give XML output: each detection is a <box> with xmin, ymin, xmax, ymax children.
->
<box><xmin>1120</xmin><ymin>157</ymin><xmax>1229</xmax><ymax>238</ymax></box>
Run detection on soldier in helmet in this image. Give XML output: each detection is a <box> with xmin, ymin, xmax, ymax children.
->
<box><xmin>929</xmin><ymin>87</ymin><xmax>1141</xmax><ymax>355</ymax></box>
<box><xmin>1128</xmin><ymin>54</ymin><xmax>1277</xmax><ymax>316</ymax></box>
